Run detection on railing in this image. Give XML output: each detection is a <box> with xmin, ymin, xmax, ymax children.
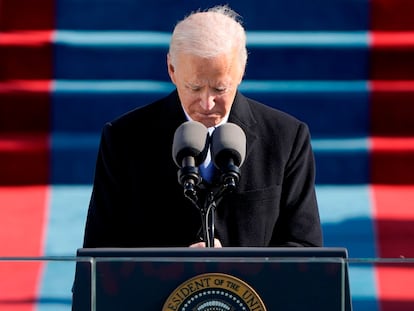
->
<box><xmin>1</xmin><ymin>254</ymin><xmax>413</xmax><ymax>311</ymax></box>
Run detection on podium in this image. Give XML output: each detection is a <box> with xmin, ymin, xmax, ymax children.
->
<box><xmin>72</xmin><ymin>247</ymin><xmax>352</xmax><ymax>311</ymax></box>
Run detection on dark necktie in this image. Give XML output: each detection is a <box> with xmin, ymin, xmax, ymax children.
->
<box><xmin>199</xmin><ymin>127</ymin><xmax>215</xmax><ymax>183</ymax></box>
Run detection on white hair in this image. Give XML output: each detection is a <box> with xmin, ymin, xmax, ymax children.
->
<box><xmin>169</xmin><ymin>4</ymin><xmax>248</xmax><ymax>72</ymax></box>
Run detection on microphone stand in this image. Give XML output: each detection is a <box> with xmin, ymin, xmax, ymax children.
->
<box><xmin>180</xmin><ymin>162</ymin><xmax>240</xmax><ymax>248</ymax></box>
<box><xmin>184</xmin><ymin>185</ymin><xmax>220</xmax><ymax>248</ymax></box>
<box><xmin>201</xmin><ymin>177</ymin><xmax>237</xmax><ymax>247</ymax></box>
<box><xmin>201</xmin><ymin>191</ymin><xmax>216</xmax><ymax>247</ymax></box>
<box><xmin>183</xmin><ymin>177</ymin><xmax>237</xmax><ymax>248</ymax></box>
<box><xmin>201</xmin><ymin>164</ymin><xmax>241</xmax><ymax>247</ymax></box>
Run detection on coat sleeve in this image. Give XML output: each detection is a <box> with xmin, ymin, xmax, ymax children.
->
<box><xmin>270</xmin><ymin>122</ymin><xmax>323</xmax><ymax>247</ymax></box>
<box><xmin>82</xmin><ymin>122</ymin><xmax>126</xmax><ymax>247</ymax></box>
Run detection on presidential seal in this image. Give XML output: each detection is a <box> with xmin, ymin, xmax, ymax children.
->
<box><xmin>162</xmin><ymin>273</ymin><xmax>267</xmax><ymax>311</ymax></box>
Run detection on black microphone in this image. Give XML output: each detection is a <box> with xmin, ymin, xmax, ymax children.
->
<box><xmin>211</xmin><ymin>123</ymin><xmax>246</xmax><ymax>191</ymax></box>
<box><xmin>172</xmin><ymin>121</ymin><xmax>209</xmax><ymax>201</ymax></box>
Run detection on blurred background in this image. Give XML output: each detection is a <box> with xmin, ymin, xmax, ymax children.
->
<box><xmin>1</xmin><ymin>0</ymin><xmax>414</xmax><ymax>310</ymax></box>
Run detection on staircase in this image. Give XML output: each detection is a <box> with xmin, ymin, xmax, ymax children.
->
<box><xmin>0</xmin><ymin>0</ymin><xmax>52</xmax><ymax>184</ymax></box>
<box><xmin>1</xmin><ymin>0</ymin><xmax>414</xmax><ymax>310</ymax></box>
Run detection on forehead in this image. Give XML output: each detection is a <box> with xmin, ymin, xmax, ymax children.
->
<box><xmin>177</xmin><ymin>52</ymin><xmax>239</xmax><ymax>76</ymax></box>
<box><xmin>183</xmin><ymin>67</ymin><xmax>234</xmax><ymax>88</ymax></box>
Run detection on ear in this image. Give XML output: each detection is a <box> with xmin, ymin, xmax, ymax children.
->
<box><xmin>167</xmin><ymin>53</ymin><xmax>177</xmax><ymax>84</ymax></box>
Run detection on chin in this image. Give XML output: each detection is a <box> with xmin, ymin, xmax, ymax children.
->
<box><xmin>193</xmin><ymin>116</ymin><xmax>216</xmax><ymax>128</ymax></box>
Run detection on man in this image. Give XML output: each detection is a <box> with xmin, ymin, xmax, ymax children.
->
<box><xmin>82</xmin><ymin>5</ymin><xmax>323</xmax><ymax>248</ymax></box>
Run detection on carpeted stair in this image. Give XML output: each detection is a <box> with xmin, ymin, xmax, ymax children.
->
<box><xmin>1</xmin><ymin>0</ymin><xmax>414</xmax><ymax>310</ymax></box>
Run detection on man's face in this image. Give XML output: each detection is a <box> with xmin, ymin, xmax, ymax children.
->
<box><xmin>168</xmin><ymin>51</ymin><xmax>243</xmax><ymax>128</ymax></box>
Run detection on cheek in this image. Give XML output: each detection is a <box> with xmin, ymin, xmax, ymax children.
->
<box><xmin>178</xmin><ymin>91</ymin><xmax>198</xmax><ymax>110</ymax></box>
<box><xmin>216</xmin><ymin>96</ymin><xmax>233</xmax><ymax>113</ymax></box>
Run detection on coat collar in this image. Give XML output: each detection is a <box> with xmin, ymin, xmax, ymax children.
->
<box><xmin>168</xmin><ymin>89</ymin><xmax>259</xmax><ymax>157</ymax></box>
<box><xmin>228</xmin><ymin>92</ymin><xmax>259</xmax><ymax>162</ymax></box>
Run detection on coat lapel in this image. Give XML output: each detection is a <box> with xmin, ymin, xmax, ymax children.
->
<box><xmin>228</xmin><ymin>92</ymin><xmax>259</xmax><ymax>165</ymax></box>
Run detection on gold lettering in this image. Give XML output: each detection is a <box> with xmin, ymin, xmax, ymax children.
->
<box><xmin>226</xmin><ymin>280</ymin><xmax>240</xmax><ymax>291</ymax></box>
<box><xmin>166</xmin><ymin>277</ymin><xmax>212</xmax><ymax>310</ymax></box>
<box><xmin>166</xmin><ymin>302</ymin><xmax>177</xmax><ymax>311</ymax></box>
<box><xmin>166</xmin><ymin>295</ymin><xmax>183</xmax><ymax>310</ymax></box>
<box><xmin>242</xmin><ymin>290</ymin><xmax>263</xmax><ymax>310</ymax></box>
<box><xmin>179</xmin><ymin>287</ymin><xmax>191</xmax><ymax>297</ymax></box>
<box><xmin>194</xmin><ymin>277</ymin><xmax>211</xmax><ymax>289</ymax></box>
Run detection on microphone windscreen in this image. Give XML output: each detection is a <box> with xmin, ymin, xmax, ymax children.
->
<box><xmin>172</xmin><ymin>121</ymin><xmax>209</xmax><ymax>167</ymax></box>
<box><xmin>211</xmin><ymin>123</ymin><xmax>246</xmax><ymax>168</ymax></box>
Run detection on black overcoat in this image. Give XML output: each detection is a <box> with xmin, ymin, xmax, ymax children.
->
<box><xmin>83</xmin><ymin>90</ymin><xmax>323</xmax><ymax>247</ymax></box>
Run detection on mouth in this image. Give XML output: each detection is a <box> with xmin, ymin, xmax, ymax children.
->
<box><xmin>194</xmin><ymin>113</ymin><xmax>219</xmax><ymax>127</ymax></box>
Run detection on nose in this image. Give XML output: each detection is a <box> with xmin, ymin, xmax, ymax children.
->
<box><xmin>199</xmin><ymin>91</ymin><xmax>216</xmax><ymax>111</ymax></box>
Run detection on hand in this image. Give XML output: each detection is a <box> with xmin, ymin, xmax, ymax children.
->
<box><xmin>189</xmin><ymin>238</ymin><xmax>222</xmax><ymax>248</ymax></box>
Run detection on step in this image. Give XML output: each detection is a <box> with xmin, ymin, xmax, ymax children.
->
<box><xmin>316</xmin><ymin>184</ymin><xmax>376</xmax><ymax>257</ymax></box>
<box><xmin>0</xmin><ymin>30</ymin><xmax>53</xmax><ymax>79</ymax></box>
<box><xmin>372</xmin><ymin>0</ymin><xmax>414</xmax><ymax>30</ymax></box>
<box><xmin>5</xmin><ymin>30</ymin><xmax>414</xmax><ymax>81</ymax></box>
<box><xmin>371</xmin><ymin>32</ymin><xmax>414</xmax><ymax>79</ymax></box>
<box><xmin>50</xmin><ymin>133</ymin><xmax>98</xmax><ymax>184</ymax></box>
<box><xmin>48</xmin><ymin>79</ymin><xmax>412</xmax><ymax>137</ymax></box>
<box><xmin>0</xmin><ymin>0</ymin><xmax>54</xmax><ymax>30</ymax></box>
<box><xmin>313</xmin><ymin>138</ymin><xmax>370</xmax><ymax>184</ymax></box>
<box><xmin>50</xmin><ymin>135</ymin><xmax>414</xmax><ymax>185</ymax></box>
<box><xmin>3</xmin><ymin>79</ymin><xmax>413</xmax><ymax>137</ymax></box>
<box><xmin>1</xmin><ymin>113</ymin><xmax>410</xmax><ymax>186</ymax></box>
<box><xmin>52</xmin><ymin>30</ymin><xmax>414</xmax><ymax>80</ymax></box>
<box><xmin>50</xmin><ymin>79</ymin><xmax>412</xmax><ymax>137</ymax></box>
<box><xmin>0</xmin><ymin>80</ymin><xmax>50</xmax><ymax>132</ymax></box>
<box><xmin>0</xmin><ymin>133</ymin><xmax>49</xmax><ymax>185</ymax></box>
<box><xmin>49</xmin><ymin>133</ymin><xmax>371</xmax><ymax>185</ymax></box>
<box><xmin>50</xmin><ymin>79</ymin><xmax>370</xmax><ymax>138</ymax></box>
<box><xmin>371</xmin><ymin>80</ymin><xmax>414</xmax><ymax>136</ymax></box>
<box><xmin>53</xmin><ymin>30</ymin><xmax>369</xmax><ymax>81</ymax></box>
<box><xmin>371</xmin><ymin>137</ymin><xmax>414</xmax><ymax>184</ymax></box>
<box><xmin>55</xmin><ymin>0</ymin><xmax>369</xmax><ymax>31</ymax></box>
<box><xmin>317</xmin><ymin>137</ymin><xmax>414</xmax><ymax>184</ymax></box>
<box><xmin>48</xmin><ymin>134</ymin><xmax>414</xmax><ymax>185</ymax></box>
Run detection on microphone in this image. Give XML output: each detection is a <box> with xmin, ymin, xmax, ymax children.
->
<box><xmin>172</xmin><ymin>121</ymin><xmax>209</xmax><ymax>200</ymax></box>
<box><xmin>211</xmin><ymin>123</ymin><xmax>246</xmax><ymax>191</ymax></box>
